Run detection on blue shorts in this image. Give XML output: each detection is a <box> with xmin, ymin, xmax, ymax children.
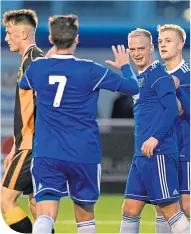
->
<box><xmin>31</xmin><ymin>157</ymin><xmax>101</xmax><ymax>205</ymax></box>
<box><xmin>124</xmin><ymin>154</ymin><xmax>180</xmax><ymax>204</ymax></box>
<box><xmin>178</xmin><ymin>161</ymin><xmax>190</xmax><ymax>194</ymax></box>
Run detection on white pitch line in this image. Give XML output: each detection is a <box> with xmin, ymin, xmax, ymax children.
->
<box><xmin>56</xmin><ymin>220</ymin><xmax>155</xmax><ymax>225</ymax></box>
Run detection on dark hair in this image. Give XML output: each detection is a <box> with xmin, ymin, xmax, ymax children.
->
<box><xmin>49</xmin><ymin>14</ymin><xmax>79</xmax><ymax>49</ymax></box>
<box><xmin>2</xmin><ymin>9</ymin><xmax>38</xmax><ymax>28</ymax></box>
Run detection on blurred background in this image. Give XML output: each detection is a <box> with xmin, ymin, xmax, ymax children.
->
<box><xmin>1</xmin><ymin>0</ymin><xmax>190</xmax><ymax>191</ymax></box>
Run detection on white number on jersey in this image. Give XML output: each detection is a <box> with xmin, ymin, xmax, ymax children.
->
<box><xmin>49</xmin><ymin>75</ymin><xmax>67</xmax><ymax>107</ymax></box>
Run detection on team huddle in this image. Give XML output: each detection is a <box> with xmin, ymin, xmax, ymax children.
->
<box><xmin>1</xmin><ymin>9</ymin><xmax>190</xmax><ymax>234</ymax></box>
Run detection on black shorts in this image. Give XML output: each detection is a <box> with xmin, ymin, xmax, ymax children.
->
<box><xmin>2</xmin><ymin>149</ymin><xmax>33</xmax><ymax>195</ymax></box>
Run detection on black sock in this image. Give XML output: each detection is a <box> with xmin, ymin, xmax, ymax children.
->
<box><xmin>10</xmin><ymin>216</ymin><xmax>32</xmax><ymax>233</ymax></box>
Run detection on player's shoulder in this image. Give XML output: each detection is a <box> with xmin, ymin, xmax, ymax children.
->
<box><xmin>169</xmin><ymin>60</ymin><xmax>190</xmax><ymax>84</ymax></box>
<box><xmin>31</xmin><ymin>46</ymin><xmax>44</xmax><ymax>59</ymax></box>
<box><xmin>27</xmin><ymin>46</ymin><xmax>44</xmax><ymax>61</ymax></box>
<box><xmin>178</xmin><ymin>61</ymin><xmax>190</xmax><ymax>85</ymax></box>
<box><xmin>170</xmin><ymin>60</ymin><xmax>190</xmax><ymax>75</ymax></box>
<box><xmin>150</xmin><ymin>61</ymin><xmax>166</xmax><ymax>73</ymax></box>
<box><xmin>25</xmin><ymin>56</ymin><xmax>48</xmax><ymax>73</ymax></box>
<box><xmin>23</xmin><ymin>46</ymin><xmax>44</xmax><ymax>70</ymax></box>
<box><xmin>73</xmin><ymin>57</ymin><xmax>106</xmax><ymax>72</ymax></box>
<box><xmin>149</xmin><ymin>61</ymin><xmax>171</xmax><ymax>81</ymax></box>
<box><xmin>179</xmin><ymin>61</ymin><xmax>190</xmax><ymax>74</ymax></box>
<box><xmin>73</xmin><ymin>56</ymin><xmax>95</xmax><ymax>67</ymax></box>
<box><xmin>74</xmin><ymin>57</ymin><xmax>93</xmax><ymax>63</ymax></box>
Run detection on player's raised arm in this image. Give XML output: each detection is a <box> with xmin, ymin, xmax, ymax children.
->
<box><xmin>106</xmin><ymin>45</ymin><xmax>139</xmax><ymax>94</ymax></box>
<box><xmin>105</xmin><ymin>45</ymin><xmax>130</xmax><ymax>69</ymax></box>
<box><xmin>91</xmin><ymin>45</ymin><xmax>139</xmax><ymax>95</ymax></box>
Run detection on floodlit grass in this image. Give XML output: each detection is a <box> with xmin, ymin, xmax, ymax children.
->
<box><xmin>18</xmin><ymin>194</ymin><xmax>156</xmax><ymax>233</ymax></box>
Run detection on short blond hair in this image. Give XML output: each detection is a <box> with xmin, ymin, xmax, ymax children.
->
<box><xmin>128</xmin><ymin>28</ymin><xmax>153</xmax><ymax>44</ymax></box>
<box><xmin>2</xmin><ymin>9</ymin><xmax>38</xmax><ymax>28</ymax></box>
<box><xmin>157</xmin><ymin>24</ymin><xmax>186</xmax><ymax>43</ymax></box>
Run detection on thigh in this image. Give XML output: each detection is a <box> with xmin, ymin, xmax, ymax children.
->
<box><xmin>139</xmin><ymin>154</ymin><xmax>180</xmax><ymax>205</ymax></box>
<box><xmin>124</xmin><ymin>157</ymin><xmax>148</xmax><ymax>202</ymax></box>
<box><xmin>67</xmin><ymin>162</ymin><xmax>101</xmax><ymax>205</ymax></box>
<box><xmin>178</xmin><ymin>161</ymin><xmax>190</xmax><ymax>194</ymax></box>
<box><xmin>2</xmin><ymin>149</ymin><xmax>33</xmax><ymax>195</ymax></box>
<box><xmin>31</xmin><ymin>158</ymin><xmax>69</xmax><ymax>203</ymax></box>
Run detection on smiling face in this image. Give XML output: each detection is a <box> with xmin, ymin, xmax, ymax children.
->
<box><xmin>128</xmin><ymin>35</ymin><xmax>154</xmax><ymax>71</ymax></box>
<box><xmin>158</xmin><ymin>30</ymin><xmax>184</xmax><ymax>61</ymax></box>
<box><xmin>5</xmin><ymin>21</ymin><xmax>23</xmax><ymax>52</ymax></box>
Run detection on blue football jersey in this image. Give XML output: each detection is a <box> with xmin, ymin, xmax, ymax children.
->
<box><xmin>167</xmin><ymin>60</ymin><xmax>190</xmax><ymax>161</ymax></box>
<box><xmin>18</xmin><ymin>54</ymin><xmax>136</xmax><ymax>163</ymax></box>
<box><xmin>133</xmin><ymin>61</ymin><xmax>178</xmax><ymax>157</ymax></box>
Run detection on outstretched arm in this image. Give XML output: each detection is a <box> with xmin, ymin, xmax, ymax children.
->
<box><xmin>105</xmin><ymin>45</ymin><xmax>130</xmax><ymax>69</ymax></box>
<box><xmin>104</xmin><ymin>45</ymin><xmax>139</xmax><ymax>95</ymax></box>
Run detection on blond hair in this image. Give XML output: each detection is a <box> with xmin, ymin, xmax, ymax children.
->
<box><xmin>128</xmin><ymin>28</ymin><xmax>153</xmax><ymax>44</ymax></box>
<box><xmin>2</xmin><ymin>9</ymin><xmax>38</xmax><ymax>28</ymax></box>
<box><xmin>157</xmin><ymin>24</ymin><xmax>186</xmax><ymax>43</ymax></box>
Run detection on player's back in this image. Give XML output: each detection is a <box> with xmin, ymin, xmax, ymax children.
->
<box><xmin>28</xmin><ymin>55</ymin><xmax>115</xmax><ymax>163</ymax></box>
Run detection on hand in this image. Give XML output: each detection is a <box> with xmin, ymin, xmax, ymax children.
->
<box><xmin>105</xmin><ymin>45</ymin><xmax>130</xmax><ymax>69</ymax></box>
<box><xmin>141</xmin><ymin>137</ymin><xmax>158</xmax><ymax>157</ymax></box>
<box><xmin>4</xmin><ymin>151</ymin><xmax>14</xmax><ymax>169</ymax></box>
<box><xmin>172</xmin><ymin>75</ymin><xmax>180</xmax><ymax>89</ymax></box>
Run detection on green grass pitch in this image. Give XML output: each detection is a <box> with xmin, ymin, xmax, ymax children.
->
<box><xmin>18</xmin><ymin>194</ymin><xmax>156</xmax><ymax>233</ymax></box>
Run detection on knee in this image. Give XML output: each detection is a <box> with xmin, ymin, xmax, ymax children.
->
<box><xmin>28</xmin><ymin>195</ymin><xmax>37</xmax><ymax>219</ymax></box>
<box><xmin>154</xmin><ymin>205</ymin><xmax>162</xmax><ymax>216</ymax></box>
<box><xmin>181</xmin><ymin>202</ymin><xmax>190</xmax><ymax>218</ymax></box>
<box><xmin>1</xmin><ymin>186</ymin><xmax>18</xmax><ymax>213</ymax></box>
<box><xmin>74</xmin><ymin>203</ymin><xmax>94</xmax><ymax>223</ymax></box>
<box><xmin>35</xmin><ymin>200</ymin><xmax>59</xmax><ymax>221</ymax></box>
<box><xmin>28</xmin><ymin>197</ymin><xmax>36</xmax><ymax>209</ymax></box>
<box><xmin>122</xmin><ymin>200</ymin><xmax>141</xmax><ymax>217</ymax></box>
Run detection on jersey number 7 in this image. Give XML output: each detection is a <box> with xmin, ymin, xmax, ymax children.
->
<box><xmin>49</xmin><ymin>75</ymin><xmax>67</xmax><ymax>107</ymax></box>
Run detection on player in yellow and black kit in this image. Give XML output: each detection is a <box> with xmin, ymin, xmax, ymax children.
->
<box><xmin>1</xmin><ymin>10</ymin><xmax>44</xmax><ymax>233</ymax></box>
